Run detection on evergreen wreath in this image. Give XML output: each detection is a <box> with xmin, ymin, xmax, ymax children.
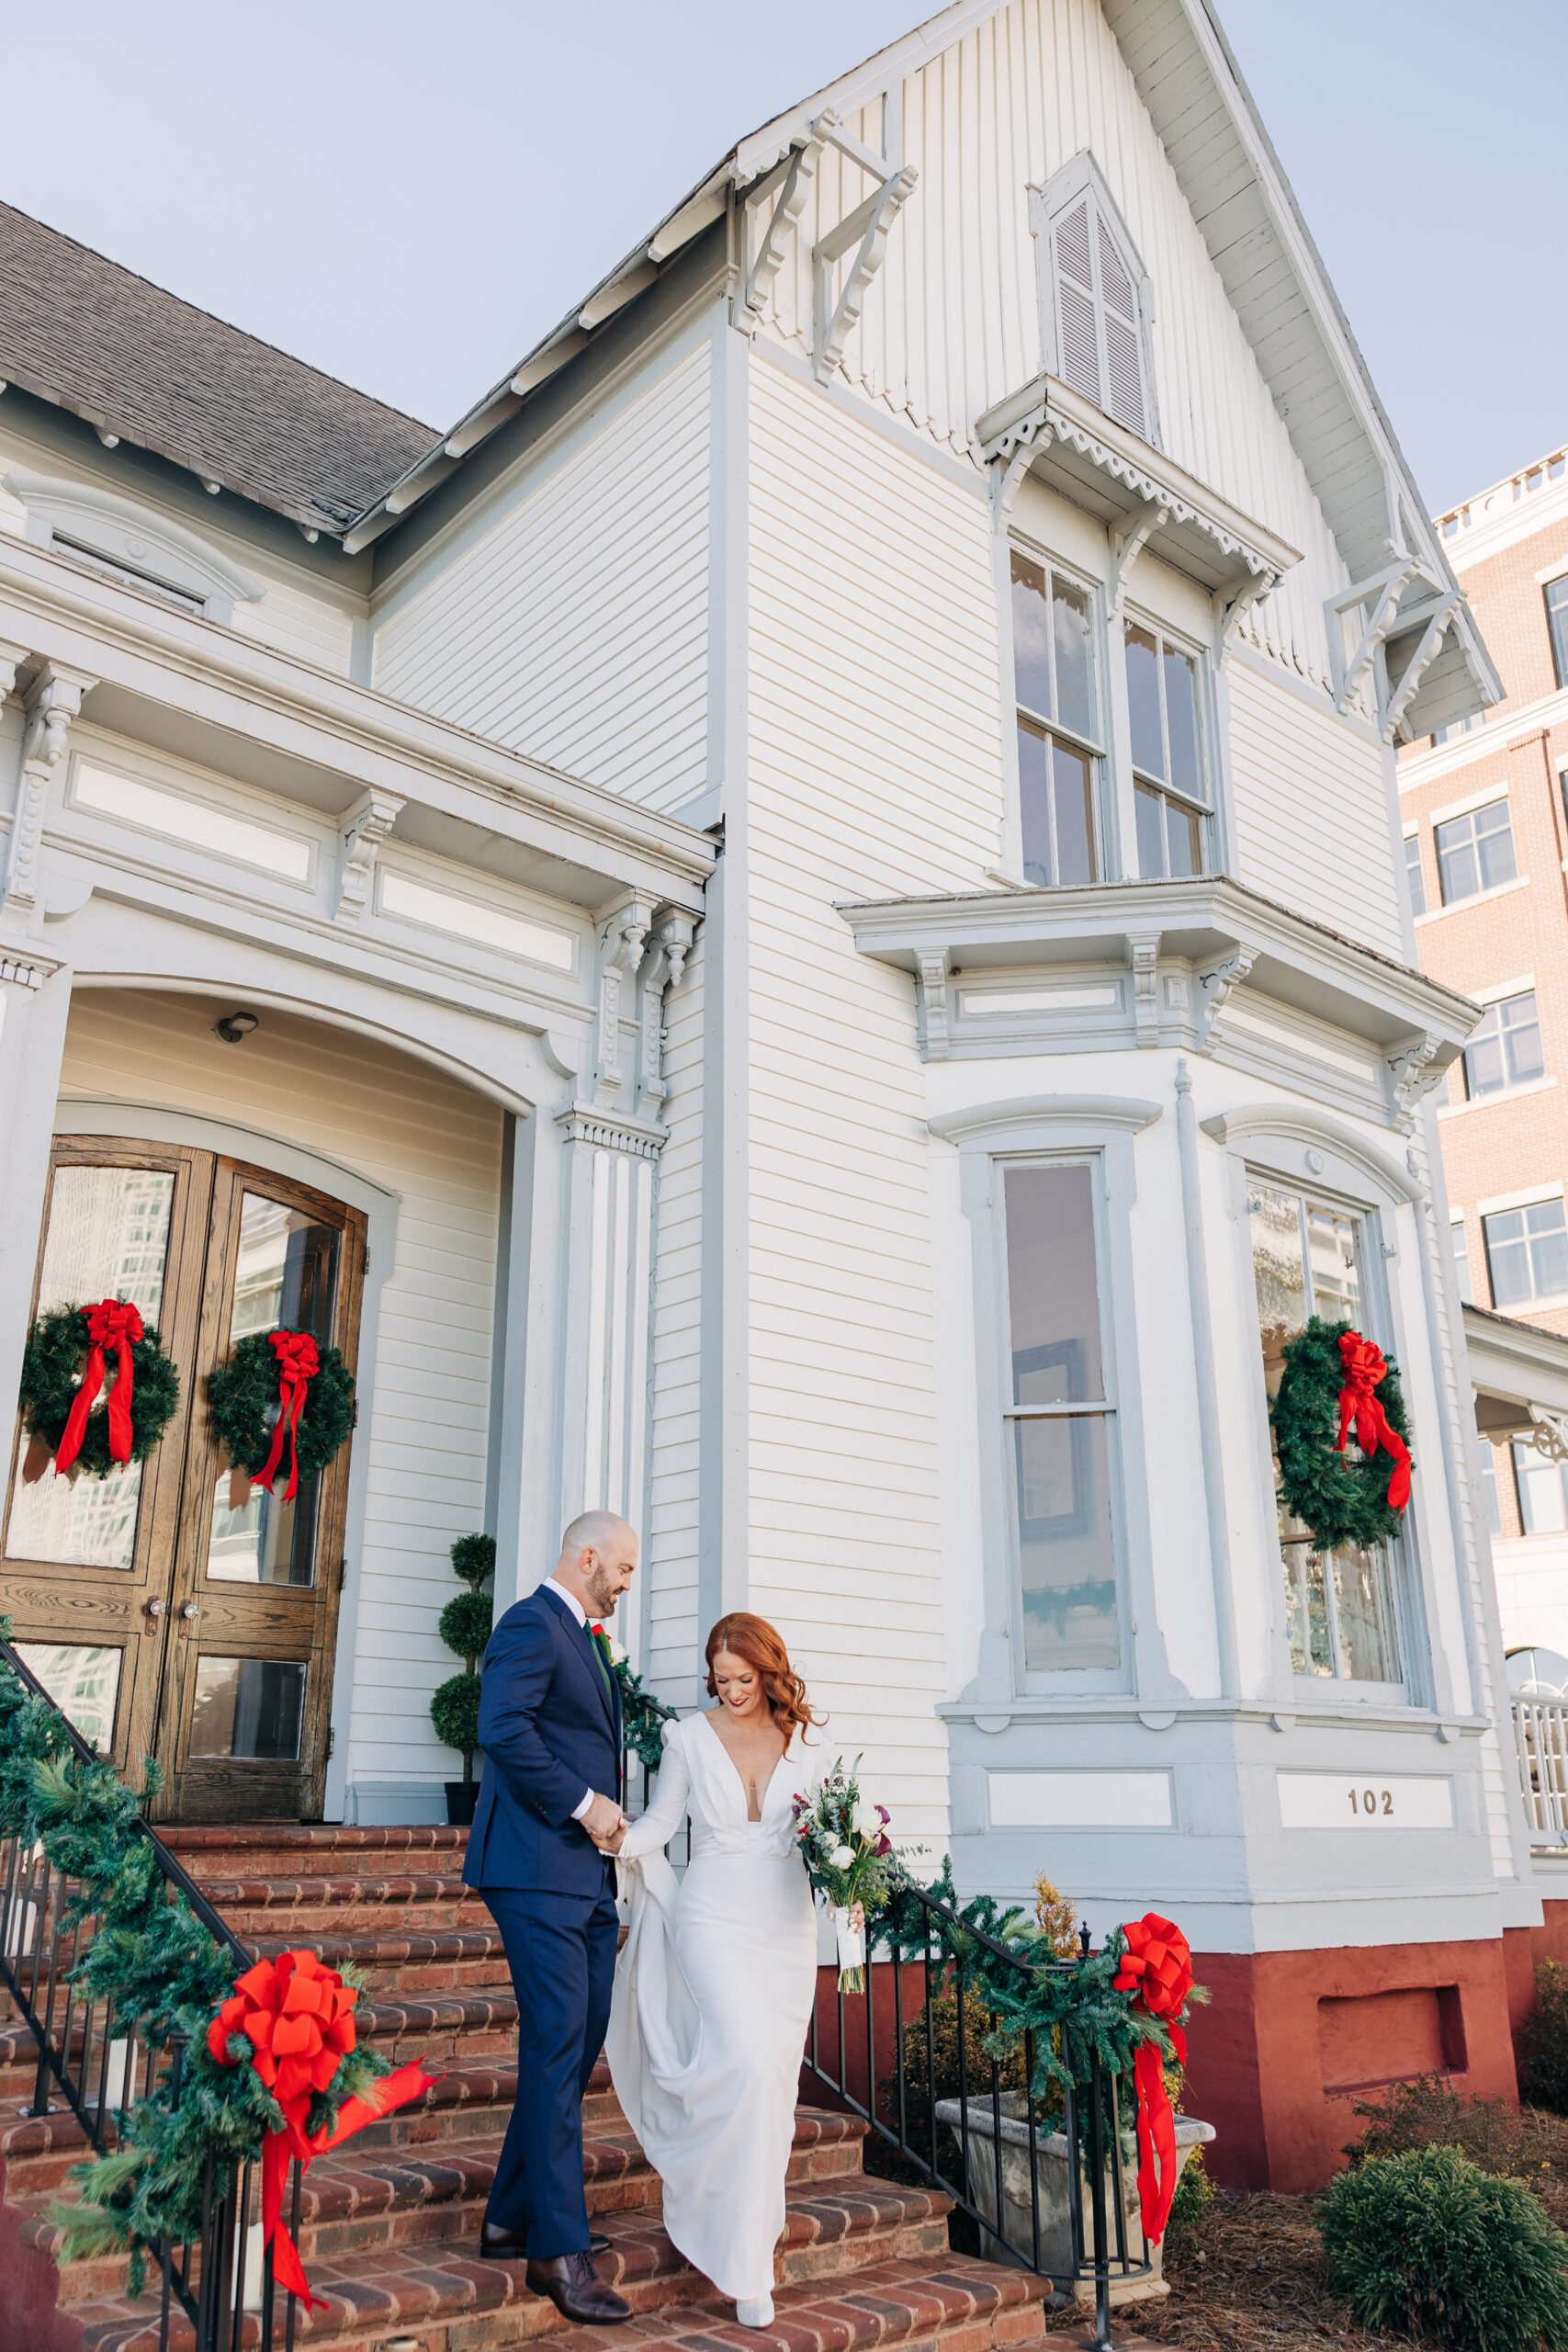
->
<box><xmin>18</xmin><ymin>1304</ymin><xmax>179</xmax><ymax>1476</ymax></box>
<box><xmin>0</xmin><ymin>1642</ymin><xmax>389</xmax><ymax>2294</ymax></box>
<box><xmin>207</xmin><ymin>1329</ymin><xmax>356</xmax><ymax>1486</ymax></box>
<box><xmin>1270</xmin><ymin>1315</ymin><xmax>1414</xmax><ymax>1555</ymax></box>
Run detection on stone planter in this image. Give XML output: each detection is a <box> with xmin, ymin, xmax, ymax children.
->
<box><xmin>934</xmin><ymin>2093</ymin><xmax>1214</xmax><ymax>2304</ymax></box>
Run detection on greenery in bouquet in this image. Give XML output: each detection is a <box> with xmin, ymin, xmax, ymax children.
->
<box><xmin>791</xmin><ymin>1756</ymin><xmax>908</xmax><ymax>1988</ymax></box>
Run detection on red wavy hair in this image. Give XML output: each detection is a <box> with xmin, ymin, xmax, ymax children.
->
<box><xmin>705</xmin><ymin>1613</ymin><xmax>821</xmax><ymax>1741</ymax></box>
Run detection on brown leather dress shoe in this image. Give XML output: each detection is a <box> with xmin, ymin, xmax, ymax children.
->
<box><xmin>525</xmin><ymin>2251</ymin><xmax>631</xmax><ymax>2323</ymax></box>
<box><xmin>481</xmin><ymin>2222</ymin><xmax>609</xmax><ymax>2259</ymax></box>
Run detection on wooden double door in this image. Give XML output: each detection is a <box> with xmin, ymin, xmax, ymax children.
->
<box><xmin>1</xmin><ymin>1138</ymin><xmax>366</xmax><ymax>1822</ymax></box>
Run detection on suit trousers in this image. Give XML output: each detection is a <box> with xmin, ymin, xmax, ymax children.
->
<box><xmin>480</xmin><ymin>1881</ymin><xmax>619</xmax><ymax>2257</ymax></box>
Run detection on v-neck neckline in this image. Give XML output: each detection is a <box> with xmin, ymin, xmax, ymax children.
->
<box><xmin>699</xmin><ymin>1710</ymin><xmax>787</xmax><ymax>1820</ymax></box>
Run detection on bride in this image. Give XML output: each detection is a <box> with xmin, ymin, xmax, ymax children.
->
<box><xmin>606</xmin><ymin>1612</ymin><xmax>824</xmax><ymax>2329</ymax></box>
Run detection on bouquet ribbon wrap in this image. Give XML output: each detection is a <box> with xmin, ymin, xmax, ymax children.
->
<box><xmin>1113</xmin><ymin>1913</ymin><xmax>1193</xmax><ymax>2246</ymax></box>
<box><xmin>207</xmin><ymin>1950</ymin><xmax>434</xmax><ymax>2309</ymax></box>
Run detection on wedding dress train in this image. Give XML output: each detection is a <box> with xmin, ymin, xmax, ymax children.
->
<box><xmin>607</xmin><ymin>1713</ymin><xmax>821</xmax><ymax>2309</ymax></box>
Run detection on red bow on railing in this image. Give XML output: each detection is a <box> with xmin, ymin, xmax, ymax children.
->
<box><xmin>1115</xmin><ymin>1913</ymin><xmax>1194</xmax><ymax>2247</ymax></box>
<box><xmin>207</xmin><ymin>1949</ymin><xmax>433</xmax><ymax>2311</ymax></box>
<box><xmin>1335</xmin><ymin>1329</ymin><xmax>1412</xmax><ymax>1513</ymax></box>
<box><xmin>257</xmin><ymin>1329</ymin><xmax>321</xmax><ymax>1503</ymax></box>
<box><xmin>54</xmin><ymin>1299</ymin><xmax>144</xmax><ymax>1476</ymax></box>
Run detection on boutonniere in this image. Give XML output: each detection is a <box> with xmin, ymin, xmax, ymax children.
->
<box><xmin>590</xmin><ymin>1622</ymin><xmax>626</xmax><ymax>1667</ymax></box>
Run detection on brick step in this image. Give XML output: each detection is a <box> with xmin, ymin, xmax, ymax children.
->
<box><xmin>163</xmin><ymin>1827</ymin><xmax>469</xmax><ymax>1883</ymax></box>
<box><xmin>245</xmin><ymin>1927</ymin><xmax>511</xmax><ymax>1996</ymax></box>
<box><xmin>0</xmin><ymin>2104</ymin><xmax>97</xmax><ymax>2197</ymax></box>
<box><xmin>197</xmin><ymin>1876</ymin><xmax>490</xmax><ymax>1939</ymax></box>
<box><xmin>66</xmin><ymin>2241</ymin><xmax>1047</xmax><ymax>2352</ymax></box>
<box><xmin>357</xmin><ymin>1990</ymin><xmax>523</xmax><ymax>2068</ymax></box>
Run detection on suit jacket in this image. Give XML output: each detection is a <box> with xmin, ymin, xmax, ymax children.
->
<box><xmin>463</xmin><ymin>1584</ymin><xmax>623</xmax><ymax>1895</ymax></box>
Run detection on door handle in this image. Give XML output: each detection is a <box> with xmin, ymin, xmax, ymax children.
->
<box><xmin>179</xmin><ymin>1601</ymin><xmax>198</xmax><ymax>1623</ymax></box>
<box><xmin>144</xmin><ymin>1597</ymin><xmax>166</xmax><ymax>1620</ymax></box>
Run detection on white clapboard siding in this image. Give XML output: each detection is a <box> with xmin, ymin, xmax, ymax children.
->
<box><xmin>646</xmin><ymin>936</ymin><xmax>705</xmax><ymax>1705</ymax></box>
<box><xmin>749</xmin><ymin>0</ymin><xmax>1350</xmax><ymax>697</ymax></box>
<box><xmin>1226</xmin><ymin>659</ymin><xmax>1401</xmax><ymax>959</ymax></box>
<box><xmin>230</xmin><ymin>571</ymin><xmax>359</xmax><ymax>675</ymax></box>
<box><xmin>745</xmin><ymin>356</ymin><xmax>1006</xmax><ymax>1839</ymax></box>
<box><xmin>55</xmin><ymin>989</ymin><xmax>502</xmax><ymax>1791</ymax></box>
<box><xmin>369</xmin><ymin>341</ymin><xmax>710</xmax><ymax>813</ymax></box>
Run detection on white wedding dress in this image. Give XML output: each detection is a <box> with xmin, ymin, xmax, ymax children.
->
<box><xmin>607</xmin><ymin>1712</ymin><xmax>822</xmax><ymax>2307</ymax></box>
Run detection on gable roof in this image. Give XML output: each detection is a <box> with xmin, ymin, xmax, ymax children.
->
<box><xmin>344</xmin><ymin>0</ymin><xmax>1497</xmax><ymax>733</ymax></box>
<box><xmin>0</xmin><ymin>200</ymin><xmax>434</xmax><ymax>535</ymax></box>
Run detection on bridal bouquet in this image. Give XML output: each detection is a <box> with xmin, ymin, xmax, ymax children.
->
<box><xmin>792</xmin><ymin>1758</ymin><xmax>903</xmax><ymax>1991</ymax></box>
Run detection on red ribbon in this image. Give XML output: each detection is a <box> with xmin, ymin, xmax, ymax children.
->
<box><xmin>1335</xmin><ymin>1329</ymin><xmax>1412</xmax><ymax>1513</ymax></box>
<box><xmin>1115</xmin><ymin>1913</ymin><xmax>1193</xmax><ymax>2246</ymax></box>
<box><xmin>207</xmin><ymin>1948</ymin><xmax>434</xmax><ymax>2310</ymax></box>
<box><xmin>54</xmin><ymin>1299</ymin><xmax>143</xmax><ymax>1476</ymax></box>
<box><xmin>256</xmin><ymin>1329</ymin><xmax>321</xmax><ymax>1503</ymax></box>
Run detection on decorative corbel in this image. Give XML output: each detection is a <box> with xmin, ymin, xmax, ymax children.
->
<box><xmin>0</xmin><ymin>639</ymin><xmax>25</xmax><ymax>707</ymax></box>
<box><xmin>989</xmin><ymin>439</ymin><xmax>1039</xmax><ymax>532</ymax></box>
<box><xmin>1196</xmin><ymin>944</ymin><xmax>1257</xmax><ymax>1041</ymax></box>
<box><xmin>1128</xmin><ymin>931</ymin><xmax>1161</xmax><ymax>1046</ymax></box>
<box><xmin>1384</xmin><ymin>590</ymin><xmax>1459</xmax><ymax>742</ymax></box>
<box><xmin>333</xmin><ymin>786</ymin><xmax>404</xmax><ymax>923</ymax></box>
<box><xmin>916</xmin><ymin>949</ymin><xmax>951</xmax><ymax>1061</ymax></box>
<box><xmin>636</xmin><ymin>907</ymin><xmax>698</xmax><ymax>1112</ymax></box>
<box><xmin>1386</xmin><ymin>1032</ymin><xmax>1445</xmax><ymax>1133</ymax></box>
<box><xmin>739</xmin><ymin>120</ymin><xmax>829</xmax><ymax>333</ymax></box>
<box><xmin>5</xmin><ymin>662</ymin><xmax>95</xmax><ymax>919</ymax></box>
<box><xmin>812</xmin><ymin>163</ymin><xmax>919</xmax><ymax>380</ymax></box>
<box><xmin>1529</xmin><ymin>1408</ymin><xmax>1568</xmax><ymax>1466</ymax></box>
<box><xmin>1107</xmin><ymin>503</ymin><xmax>1166</xmax><ymax>615</ymax></box>
<box><xmin>591</xmin><ymin>894</ymin><xmax>655</xmax><ymax>1110</ymax></box>
<box><xmin>1213</xmin><ymin>568</ymin><xmax>1277</xmax><ymax>663</ymax></box>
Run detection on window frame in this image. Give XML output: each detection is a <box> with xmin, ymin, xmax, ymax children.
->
<box><xmin>1031</xmin><ymin>153</ymin><xmax>1161</xmax><ymax>449</ymax></box>
<box><xmin>1122</xmin><ymin>607</ymin><xmax>1213</xmax><ymax>879</ymax></box>
<box><xmin>1007</xmin><ymin>538</ymin><xmax>1109</xmax><ymax>889</ymax></box>
<box><xmin>1545</xmin><ymin>573</ymin><xmax>1568</xmax><ymax>691</ymax></box>
<box><xmin>1435</xmin><ymin>796</ymin><xmax>1517</xmax><ymax>906</ymax></box>
<box><xmin>1483</xmin><ymin>1194</ymin><xmax>1568</xmax><ymax>1312</ymax></box>
<box><xmin>1403</xmin><ymin>829</ymin><xmax>1427</xmax><ymax>919</ymax></box>
<box><xmin>1461</xmin><ymin>989</ymin><xmax>1545</xmax><ymax>1102</ymax></box>
<box><xmin>1512</xmin><ymin>1439</ymin><xmax>1568</xmax><ymax>1539</ymax></box>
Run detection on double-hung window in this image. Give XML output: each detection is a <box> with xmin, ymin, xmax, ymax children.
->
<box><xmin>1010</xmin><ymin>550</ymin><xmax>1101</xmax><ymax>888</ymax></box>
<box><xmin>1436</xmin><ymin>798</ymin><xmax>1517</xmax><ymax>904</ymax></box>
<box><xmin>1125</xmin><ymin>619</ymin><xmax>1209</xmax><ymax>876</ymax></box>
<box><xmin>1483</xmin><ymin>1198</ymin><xmax>1568</xmax><ymax>1308</ymax></box>
<box><xmin>1513</xmin><ymin>1442</ymin><xmax>1568</xmax><ymax>1536</ymax></box>
<box><xmin>1404</xmin><ymin>831</ymin><xmax>1427</xmax><ymax>917</ymax></box>
<box><xmin>1546</xmin><ymin>574</ymin><xmax>1568</xmax><ymax>689</ymax></box>
<box><xmin>998</xmin><ymin>1160</ymin><xmax>1120</xmax><ymax>1676</ymax></box>
<box><xmin>1463</xmin><ymin>990</ymin><xmax>1544</xmax><ymax>1098</ymax></box>
<box><xmin>1249</xmin><ymin>1177</ymin><xmax>1404</xmax><ymax>1690</ymax></box>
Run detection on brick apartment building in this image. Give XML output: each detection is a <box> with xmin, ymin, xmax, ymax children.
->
<box><xmin>1398</xmin><ymin>443</ymin><xmax>1568</xmax><ymax>1668</ymax></box>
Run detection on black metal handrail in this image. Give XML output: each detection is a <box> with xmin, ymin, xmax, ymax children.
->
<box><xmin>801</xmin><ymin>1880</ymin><xmax>1151</xmax><ymax>2352</ymax></box>
<box><xmin>0</xmin><ymin>1635</ymin><xmax>276</xmax><ymax>2352</ymax></box>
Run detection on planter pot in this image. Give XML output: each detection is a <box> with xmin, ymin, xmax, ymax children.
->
<box><xmin>445</xmin><ymin>1780</ymin><xmax>479</xmax><ymax>1826</ymax></box>
<box><xmin>934</xmin><ymin>2093</ymin><xmax>1214</xmax><ymax>2305</ymax></box>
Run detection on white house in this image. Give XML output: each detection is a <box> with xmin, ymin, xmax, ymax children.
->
<box><xmin>0</xmin><ymin>0</ymin><xmax>1543</xmax><ymax>2189</ymax></box>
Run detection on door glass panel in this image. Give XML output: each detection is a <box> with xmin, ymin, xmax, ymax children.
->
<box><xmin>206</xmin><ymin>1194</ymin><xmax>340</xmax><ymax>1588</ymax></box>
<box><xmin>190</xmin><ymin>1656</ymin><xmax>307</xmax><ymax>1759</ymax></box>
<box><xmin>6</xmin><ymin>1165</ymin><xmax>176</xmax><ymax>1569</ymax></box>
<box><xmin>14</xmin><ymin>1643</ymin><xmax>122</xmax><ymax>1751</ymax></box>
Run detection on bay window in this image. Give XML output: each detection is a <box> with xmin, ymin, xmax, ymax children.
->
<box><xmin>1010</xmin><ymin>550</ymin><xmax>1101</xmax><ymax>887</ymax></box>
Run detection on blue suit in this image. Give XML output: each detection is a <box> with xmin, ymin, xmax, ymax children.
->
<box><xmin>464</xmin><ymin>1584</ymin><xmax>623</xmax><ymax>2256</ymax></box>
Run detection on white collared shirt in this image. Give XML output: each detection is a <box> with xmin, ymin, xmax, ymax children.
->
<box><xmin>542</xmin><ymin>1577</ymin><xmax>607</xmax><ymax>1823</ymax></box>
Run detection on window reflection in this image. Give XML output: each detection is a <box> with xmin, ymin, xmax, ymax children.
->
<box><xmin>190</xmin><ymin>1656</ymin><xmax>306</xmax><ymax>1760</ymax></box>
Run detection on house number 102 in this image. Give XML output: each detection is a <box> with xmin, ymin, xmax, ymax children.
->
<box><xmin>1348</xmin><ymin>1787</ymin><xmax>1393</xmax><ymax>1816</ymax></box>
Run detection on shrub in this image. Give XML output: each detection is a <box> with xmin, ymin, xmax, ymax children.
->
<box><xmin>1032</xmin><ymin>1872</ymin><xmax>1080</xmax><ymax>1959</ymax></box>
<box><xmin>884</xmin><ymin>1978</ymin><xmax>1029</xmax><ymax>2170</ymax></box>
<box><xmin>1347</xmin><ymin>2075</ymin><xmax>1528</xmax><ymax>2177</ymax></box>
<box><xmin>1163</xmin><ymin>2137</ymin><xmax>1214</xmax><ymax>2258</ymax></box>
<box><xmin>430</xmin><ymin>1532</ymin><xmax>494</xmax><ymax>1781</ymax></box>
<box><xmin>1320</xmin><ymin>2145</ymin><xmax>1568</xmax><ymax>2352</ymax></box>
<box><xmin>1521</xmin><ymin>1965</ymin><xmax>1568</xmax><ymax>2115</ymax></box>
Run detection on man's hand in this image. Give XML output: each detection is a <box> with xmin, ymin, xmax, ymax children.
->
<box><xmin>581</xmin><ymin>1791</ymin><xmax>626</xmax><ymax>1850</ymax></box>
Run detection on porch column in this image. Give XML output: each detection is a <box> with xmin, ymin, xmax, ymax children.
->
<box><xmin>0</xmin><ymin>947</ymin><xmax>72</xmax><ymax>1424</ymax></box>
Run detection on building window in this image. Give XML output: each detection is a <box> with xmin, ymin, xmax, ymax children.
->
<box><xmin>1431</xmin><ymin>712</ymin><xmax>1484</xmax><ymax>747</ymax></box>
<box><xmin>1512</xmin><ymin>1441</ymin><xmax>1568</xmax><ymax>1536</ymax></box>
<box><xmin>1451</xmin><ymin>1216</ymin><xmax>1475</xmax><ymax>1305</ymax></box>
<box><xmin>1436</xmin><ymin>798</ymin><xmax>1517</xmax><ymax>904</ymax></box>
<box><xmin>1546</xmin><ymin>574</ymin><xmax>1568</xmax><ymax>690</ymax></box>
<box><xmin>1249</xmin><ymin>1177</ymin><xmax>1403</xmax><ymax>1688</ymax></box>
<box><xmin>1463</xmin><ymin>991</ymin><xmax>1544</xmax><ymax>1099</ymax></box>
<box><xmin>1125</xmin><ymin>621</ymin><xmax>1209</xmax><ymax>876</ymax></box>
<box><xmin>1404</xmin><ymin>831</ymin><xmax>1427</xmax><ymax>917</ymax></box>
<box><xmin>1480</xmin><ymin>1445</ymin><xmax>1503</xmax><ymax>1537</ymax></box>
<box><xmin>1040</xmin><ymin>167</ymin><xmax>1157</xmax><ymax>443</ymax></box>
<box><xmin>1010</xmin><ymin>550</ymin><xmax>1101</xmax><ymax>887</ymax></box>
<box><xmin>1483</xmin><ymin>1198</ymin><xmax>1568</xmax><ymax>1308</ymax></box>
<box><xmin>998</xmin><ymin>1159</ymin><xmax>1120</xmax><ymax>1676</ymax></box>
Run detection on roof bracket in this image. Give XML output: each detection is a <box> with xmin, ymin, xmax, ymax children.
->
<box><xmin>812</xmin><ymin>161</ymin><xmax>919</xmax><ymax>380</ymax></box>
<box><xmin>739</xmin><ymin>121</ymin><xmax>830</xmax><ymax>333</ymax></box>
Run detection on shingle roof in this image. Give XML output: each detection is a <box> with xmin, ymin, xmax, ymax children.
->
<box><xmin>0</xmin><ymin>200</ymin><xmax>437</xmax><ymax>533</ymax></box>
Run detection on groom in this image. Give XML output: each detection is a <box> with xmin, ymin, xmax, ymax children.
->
<box><xmin>464</xmin><ymin>1509</ymin><xmax>637</xmax><ymax>2325</ymax></box>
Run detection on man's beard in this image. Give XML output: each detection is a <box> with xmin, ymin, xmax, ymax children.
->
<box><xmin>584</xmin><ymin>1565</ymin><xmax>622</xmax><ymax>1619</ymax></box>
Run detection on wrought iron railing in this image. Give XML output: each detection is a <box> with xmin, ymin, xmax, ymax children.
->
<box><xmin>0</xmin><ymin>1635</ymin><xmax>286</xmax><ymax>2352</ymax></box>
<box><xmin>801</xmin><ymin>1885</ymin><xmax>1150</xmax><ymax>2352</ymax></box>
<box><xmin>1513</xmin><ymin>1697</ymin><xmax>1568</xmax><ymax>1846</ymax></box>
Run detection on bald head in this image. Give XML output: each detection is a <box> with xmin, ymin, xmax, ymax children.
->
<box><xmin>555</xmin><ymin>1510</ymin><xmax>638</xmax><ymax>1621</ymax></box>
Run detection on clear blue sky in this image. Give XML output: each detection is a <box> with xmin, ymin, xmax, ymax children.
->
<box><xmin>0</xmin><ymin>1</ymin><xmax>1555</xmax><ymax>516</ymax></box>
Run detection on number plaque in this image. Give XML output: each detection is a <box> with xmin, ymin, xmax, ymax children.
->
<box><xmin>1276</xmin><ymin>1772</ymin><xmax>1454</xmax><ymax>1830</ymax></box>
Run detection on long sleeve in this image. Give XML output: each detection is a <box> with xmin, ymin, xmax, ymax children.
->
<box><xmin>617</xmin><ymin>1722</ymin><xmax>692</xmax><ymax>1862</ymax></box>
<box><xmin>477</xmin><ymin>1606</ymin><xmax>597</xmax><ymax>1829</ymax></box>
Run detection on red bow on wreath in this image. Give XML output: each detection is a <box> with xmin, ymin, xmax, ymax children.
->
<box><xmin>207</xmin><ymin>1949</ymin><xmax>433</xmax><ymax>2310</ymax></box>
<box><xmin>257</xmin><ymin>1329</ymin><xmax>321</xmax><ymax>1503</ymax></box>
<box><xmin>54</xmin><ymin>1299</ymin><xmax>143</xmax><ymax>1476</ymax></box>
<box><xmin>1115</xmin><ymin>1913</ymin><xmax>1194</xmax><ymax>2247</ymax></box>
<box><xmin>1335</xmin><ymin>1329</ymin><xmax>1412</xmax><ymax>1514</ymax></box>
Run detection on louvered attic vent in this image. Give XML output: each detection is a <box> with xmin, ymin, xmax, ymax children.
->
<box><xmin>1040</xmin><ymin>161</ymin><xmax>1158</xmax><ymax>448</ymax></box>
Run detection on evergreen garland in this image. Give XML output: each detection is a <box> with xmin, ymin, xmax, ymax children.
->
<box><xmin>18</xmin><ymin>1306</ymin><xmax>180</xmax><ymax>1476</ymax></box>
<box><xmin>0</xmin><ymin>1649</ymin><xmax>388</xmax><ymax>2296</ymax></box>
<box><xmin>207</xmin><ymin>1329</ymin><xmax>356</xmax><ymax>1484</ymax></box>
<box><xmin>1271</xmin><ymin>1316</ymin><xmax>1413</xmax><ymax>1555</ymax></box>
<box><xmin>615</xmin><ymin>1656</ymin><xmax>680</xmax><ymax>1776</ymax></box>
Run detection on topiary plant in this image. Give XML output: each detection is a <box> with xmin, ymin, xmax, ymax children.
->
<box><xmin>430</xmin><ymin>1532</ymin><xmax>494</xmax><ymax>1787</ymax></box>
<box><xmin>1319</xmin><ymin>2144</ymin><xmax>1568</xmax><ymax>2352</ymax></box>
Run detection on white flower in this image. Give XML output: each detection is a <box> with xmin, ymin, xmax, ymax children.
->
<box><xmin>606</xmin><ymin>1634</ymin><xmax>627</xmax><ymax>1665</ymax></box>
<box><xmin>852</xmin><ymin>1802</ymin><xmax>881</xmax><ymax>1841</ymax></box>
<box><xmin>829</xmin><ymin>1843</ymin><xmax>855</xmax><ymax>1871</ymax></box>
